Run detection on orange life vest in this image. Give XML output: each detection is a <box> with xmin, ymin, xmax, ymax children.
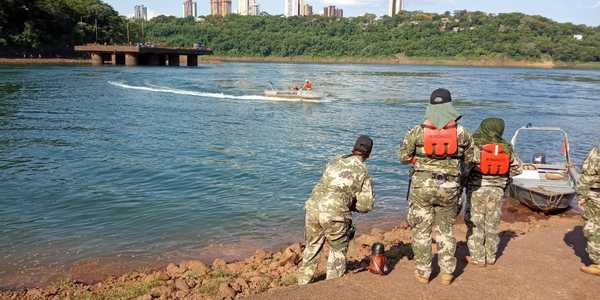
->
<box><xmin>479</xmin><ymin>143</ymin><xmax>510</xmax><ymax>175</ymax></box>
<box><xmin>304</xmin><ymin>82</ymin><xmax>313</xmax><ymax>90</ymax></box>
<box><xmin>422</xmin><ymin>120</ymin><xmax>458</xmax><ymax>157</ymax></box>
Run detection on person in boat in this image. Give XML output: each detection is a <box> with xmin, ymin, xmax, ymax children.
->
<box><xmin>303</xmin><ymin>80</ymin><xmax>313</xmax><ymax>91</ymax></box>
<box><xmin>464</xmin><ymin>118</ymin><xmax>522</xmax><ymax>267</ymax></box>
<box><xmin>577</xmin><ymin>144</ymin><xmax>600</xmax><ymax>276</ymax></box>
<box><xmin>399</xmin><ymin>88</ymin><xmax>474</xmax><ymax>285</ymax></box>
<box><xmin>297</xmin><ymin>135</ymin><xmax>375</xmax><ymax>285</ymax></box>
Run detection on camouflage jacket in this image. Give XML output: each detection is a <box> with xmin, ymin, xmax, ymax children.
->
<box><xmin>305</xmin><ymin>154</ymin><xmax>375</xmax><ymax>219</ymax></box>
<box><xmin>577</xmin><ymin>146</ymin><xmax>600</xmax><ymax>204</ymax></box>
<box><xmin>399</xmin><ymin>123</ymin><xmax>474</xmax><ymax>177</ymax></box>
<box><xmin>468</xmin><ymin>145</ymin><xmax>523</xmax><ymax>188</ymax></box>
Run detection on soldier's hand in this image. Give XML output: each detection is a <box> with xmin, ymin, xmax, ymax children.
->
<box><xmin>578</xmin><ymin>199</ymin><xmax>587</xmax><ymax>209</ymax></box>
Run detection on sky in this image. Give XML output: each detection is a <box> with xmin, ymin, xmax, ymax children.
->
<box><xmin>105</xmin><ymin>0</ymin><xmax>600</xmax><ymax>26</ymax></box>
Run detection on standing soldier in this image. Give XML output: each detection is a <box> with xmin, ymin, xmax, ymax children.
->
<box><xmin>464</xmin><ymin>118</ymin><xmax>522</xmax><ymax>267</ymax></box>
<box><xmin>577</xmin><ymin>144</ymin><xmax>600</xmax><ymax>276</ymax></box>
<box><xmin>297</xmin><ymin>135</ymin><xmax>376</xmax><ymax>285</ymax></box>
<box><xmin>399</xmin><ymin>88</ymin><xmax>473</xmax><ymax>285</ymax></box>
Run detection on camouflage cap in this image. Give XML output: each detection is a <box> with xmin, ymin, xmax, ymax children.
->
<box><xmin>353</xmin><ymin>135</ymin><xmax>373</xmax><ymax>157</ymax></box>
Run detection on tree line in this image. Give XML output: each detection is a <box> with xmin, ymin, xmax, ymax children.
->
<box><xmin>1</xmin><ymin>1</ymin><xmax>599</xmax><ymax>62</ymax></box>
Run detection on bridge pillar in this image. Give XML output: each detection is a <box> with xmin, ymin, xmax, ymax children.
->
<box><xmin>91</xmin><ymin>53</ymin><xmax>103</xmax><ymax>66</ymax></box>
<box><xmin>125</xmin><ymin>53</ymin><xmax>138</xmax><ymax>66</ymax></box>
<box><xmin>110</xmin><ymin>53</ymin><xmax>117</xmax><ymax>65</ymax></box>
<box><xmin>167</xmin><ymin>54</ymin><xmax>180</xmax><ymax>66</ymax></box>
<box><xmin>187</xmin><ymin>55</ymin><xmax>198</xmax><ymax>67</ymax></box>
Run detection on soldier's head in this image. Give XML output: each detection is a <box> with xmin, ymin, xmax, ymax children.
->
<box><xmin>352</xmin><ymin>135</ymin><xmax>373</xmax><ymax>161</ymax></box>
<box><xmin>425</xmin><ymin>88</ymin><xmax>462</xmax><ymax>128</ymax></box>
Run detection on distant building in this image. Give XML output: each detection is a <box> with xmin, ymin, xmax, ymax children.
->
<box><xmin>324</xmin><ymin>5</ymin><xmax>343</xmax><ymax>17</ymax></box>
<box><xmin>133</xmin><ymin>5</ymin><xmax>147</xmax><ymax>21</ymax></box>
<box><xmin>249</xmin><ymin>0</ymin><xmax>260</xmax><ymax>16</ymax></box>
<box><xmin>239</xmin><ymin>0</ymin><xmax>249</xmax><ymax>15</ymax></box>
<box><xmin>285</xmin><ymin>0</ymin><xmax>305</xmax><ymax>17</ymax></box>
<box><xmin>574</xmin><ymin>34</ymin><xmax>584</xmax><ymax>41</ymax></box>
<box><xmin>183</xmin><ymin>0</ymin><xmax>198</xmax><ymax>18</ymax></box>
<box><xmin>211</xmin><ymin>0</ymin><xmax>232</xmax><ymax>16</ymax></box>
<box><xmin>303</xmin><ymin>4</ymin><xmax>313</xmax><ymax>16</ymax></box>
<box><xmin>388</xmin><ymin>0</ymin><xmax>403</xmax><ymax>16</ymax></box>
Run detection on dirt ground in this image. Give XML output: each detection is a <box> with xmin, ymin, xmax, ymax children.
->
<box><xmin>250</xmin><ymin>214</ymin><xmax>599</xmax><ymax>300</ymax></box>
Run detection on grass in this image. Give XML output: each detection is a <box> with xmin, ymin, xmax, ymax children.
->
<box><xmin>197</xmin><ymin>270</ymin><xmax>234</xmax><ymax>295</ymax></box>
<box><xmin>75</xmin><ymin>279</ymin><xmax>161</xmax><ymax>300</ymax></box>
<box><xmin>280</xmin><ymin>274</ymin><xmax>297</xmax><ymax>286</ymax></box>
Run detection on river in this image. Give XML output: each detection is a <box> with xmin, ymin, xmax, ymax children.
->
<box><xmin>1</xmin><ymin>62</ymin><xmax>599</xmax><ymax>287</ymax></box>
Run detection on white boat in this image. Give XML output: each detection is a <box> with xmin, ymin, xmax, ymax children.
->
<box><xmin>508</xmin><ymin>125</ymin><xmax>579</xmax><ymax>213</ymax></box>
<box><xmin>264</xmin><ymin>90</ymin><xmax>321</xmax><ymax>101</ymax></box>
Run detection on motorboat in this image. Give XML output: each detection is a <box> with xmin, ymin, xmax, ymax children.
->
<box><xmin>507</xmin><ymin>125</ymin><xmax>579</xmax><ymax>213</ymax></box>
<box><xmin>264</xmin><ymin>90</ymin><xmax>321</xmax><ymax>102</ymax></box>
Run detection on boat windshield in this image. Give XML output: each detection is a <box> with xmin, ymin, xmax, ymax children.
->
<box><xmin>512</xmin><ymin>129</ymin><xmax>569</xmax><ymax>166</ymax></box>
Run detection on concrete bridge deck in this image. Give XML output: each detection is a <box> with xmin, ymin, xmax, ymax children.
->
<box><xmin>74</xmin><ymin>44</ymin><xmax>213</xmax><ymax>67</ymax></box>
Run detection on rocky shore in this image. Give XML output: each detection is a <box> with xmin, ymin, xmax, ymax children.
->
<box><xmin>0</xmin><ymin>199</ymin><xmax>577</xmax><ymax>300</ymax></box>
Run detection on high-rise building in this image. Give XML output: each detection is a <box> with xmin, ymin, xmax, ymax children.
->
<box><xmin>133</xmin><ymin>5</ymin><xmax>147</xmax><ymax>21</ymax></box>
<box><xmin>389</xmin><ymin>0</ymin><xmax>403</xmax><ymax>16</ymax></box>
<box><xmin>211</xmin><ymin>0</ymin><xmax>232</xmax><ymax>16</ymax></box>
<box><xmin>303</xmin><ymin>4</ymin><xmax>313</xmax><ymax>16</ymax></box>
<box><xmin>183</xmin><ymin>0</ymin><xmax>198</xmax><ymax>18</ymax></box>
<box><xmin>323</xmin><ymin>5</ymin><xmax>342</xmax><ymax>17</ymax></box>
<box><xmin>249</xmin><ymin>0</ymin><xmax>260</xmax><ymax>16</ymax></box>
<box><xmin>285</xmin><ymin>0</ymin><xmax>305</xmax><ymax>17</ymax></box>
<box><xmin>239</xmin><ymin>0</ymin><xmax>249</xmax><ymax>15</ymax></box>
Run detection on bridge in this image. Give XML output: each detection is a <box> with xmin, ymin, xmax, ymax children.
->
<box><xmin>74</xmin><ymin>44</ymin><xmax>213</xmax><ymax>67</ymax></box>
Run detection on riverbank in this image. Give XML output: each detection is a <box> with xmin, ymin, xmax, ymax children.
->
<box><xmin>0</xmin><ymin>199</ymin><xmax>588</xmax><ymax>300</ymax></box>
<box><xmin>2</xmin><ymin>56</ymin><xmax>600</xmax><ymax>70</ymax></box>
<box><xmin>202</xmin><ymin>55</ymin><xmax>600</xmax><ymax>69</ymax></box>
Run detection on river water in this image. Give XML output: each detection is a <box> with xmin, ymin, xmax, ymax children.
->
<box><xmin>1</xmin><ymin>63</ymin><xmax>599</xmax><ymax>287</ymax></box>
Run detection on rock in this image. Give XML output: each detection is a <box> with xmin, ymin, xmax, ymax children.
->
<box><xmin>166</xmin><ymin>263</ymin><xmax>183</xmax><ymax>278</ymax></box>
<box><xmin>212</xmin><ymin>258</ymin><xmax>227</xmax><ymax>269</ymax></box>
<box><xmin>278</xmin><ymin>249</ymin><xmax>300</xmax><ymax>266</ymax></box>
<box><xmin>383</xmin><ymin>230</ymin><xmax>405</xmax><ymax>243</ymax></box>
<box><xmin>248</xmin><ymin>276</ymin><xmax>270</xmax><ymax>293</ymax></box>
<box><xmin>174</xmin><ymin>278</ymin><xmax>190</xmax><ymax>291</ymax></box>
<box><xmin>174</xmin><ymin>290</ymin><xmax>189</xmax><ymax>298</ymax></box>
<box><xmin>230</xmin><ymin>278</ymin><xmax>249</xmax><ymax>292</ymax></box>
<box><xmin>354</xmin><ymin>233</ymin><xmax>380</xmax><ymax>246</ymax></box>
<box><xmin>136</xmin><ymin>294</ymin><xmax>152</xmax><ymax>300</ymax></box>
<box><xmin>286</xmin><ymin>243</ymin><xmax>302</xmax><ymax>254</ymax></box>
<box><xmin>150</xmin><ymin>286</ymin><xmax>173</xmax><ymax>298</ymax></box>
<box><xmin>26</xmin><ymin>288</ymin><xmax>43</xmax><ymax>298</ymax></box>
<box><xmin>182</xmin><ymin>260</ymin><xmax>210</xmax><ymax>276</ymax></box>
<box><xmin>252</xmin><ymin>249</ymin><xmax>271</xmax><ymax>261</ymax></box>
<box><xmin>217</xmin><ymin>283</ymin><xmax>237</xmax><ymax>300</ymax></box>
<box><xmin>225</xmin><ymin>261</ymin><xmax>245</xmax><ymax>274</ymax></box>
<box><xmin>157</xmin><ymin>271</ymin><xmax>170</xmax><ymax>281</ymax></box>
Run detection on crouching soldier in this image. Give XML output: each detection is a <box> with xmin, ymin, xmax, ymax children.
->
<box><xmin>465</xmin><ymin>118</ymin><xmax>522</xmax><ymax>267</ymax></box>
<box><xmin>399</xmin><ymin>88</ymin><xmax>473</xmax><ymax>285</ymax></box>
<box><xmin>578</xmin><ymin>144</ymin><xmax>600</xmax><ymax>276</ymax></box>
<box><xmin>297</xmin><ymin>135</ymin><xmax>376</xmax><ymax>285</ymax></box>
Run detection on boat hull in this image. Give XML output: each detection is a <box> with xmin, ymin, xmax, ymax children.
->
<box><xmin>508</xmin><ymin>181</ymin><xmax>575</xmax><ymax>214</ymax></box>
<box><xmin>264</xmin><ymin>90</ymin><xmax>321</xmax><ymax>101</ymax></box>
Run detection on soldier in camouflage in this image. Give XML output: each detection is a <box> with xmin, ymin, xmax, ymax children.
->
<box><xmin>297</xmin><ymin>135</ymin><xmax>376</xmax><ymax>285</ymax></box>
<box><xmin>577</xmin><ymin>144</ymin><xmax>600</xmax><ymax>276</ymax></box>
<box><xmin>464</xmin><ymin>118</ymin><xmax>522</xmax><ymax>267</ymax></box>
<box><xmin>399</xmin><ymin>88</ymin><xmax>473</xmax><ymax>285</ymax></box>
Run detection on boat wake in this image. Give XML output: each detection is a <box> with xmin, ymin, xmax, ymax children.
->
<box><xmin>108</xmin><ymin>81</ymin><xmax>322</xmax><ymax>103</ymax></box>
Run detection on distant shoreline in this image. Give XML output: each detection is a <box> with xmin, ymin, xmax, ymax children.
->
<box><xmin>203</xmin><ymin>55</ymin><xmax>600</xmax><ymax>69</ymax></box>
<box><xmin>2</xmin><ymin>56</ymin><xmax>600</xmax><ymax>70</ymax></box>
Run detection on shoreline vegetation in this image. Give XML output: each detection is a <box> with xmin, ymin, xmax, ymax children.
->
<box><xmin>0</xmin><ymin>200</ymin><xmax>582</xmax><ymax>300</ymax></box>
<box><xmin>3</xmin><ymin>56</ymin><xmax>600</xmax><ymax>70</ymax></box>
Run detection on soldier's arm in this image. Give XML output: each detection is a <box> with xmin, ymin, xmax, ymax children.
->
<box><xmin>354</xmin><ymin>174</ymin><xmax>375</xmax><ymax>213</ymax></box>
<box><xmin>399</xmin><ymin>127</ymin><xmax>417</xmax><ymax>164</ymax></box>
<box><xmin>577</xmin><ymin>147</ymin><xmax>600</xmax><ymax>204</ymax></box>
<box><xmin>462</xmin><ymin>127</ymin><xmax>475</xmax><ymax>165</ymax></box>
<box><xmin>509</xmin><ymin>155</ymin><xmax>523</xmax><ymax>178</ymax></box>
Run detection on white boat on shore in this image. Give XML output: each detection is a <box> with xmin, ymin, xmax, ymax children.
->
<box><xmin>508</xmin><ymin>125</ymin><xmax>579</xmax><ymax>214</ymax></box>
<box><xmin>264</xmin><ymin>90</ymin><xmax>322</xmax><ymax>102</ymax></box>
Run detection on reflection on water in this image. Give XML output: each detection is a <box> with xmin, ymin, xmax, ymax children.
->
<box><xmin>0</xmin><ymin>63</ymin><xmax>600</xmax><ymax>288</ymax></box>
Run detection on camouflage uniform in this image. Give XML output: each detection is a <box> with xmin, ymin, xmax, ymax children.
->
<box><xmin>297</xmin><ymin>154</ymin><xmax>375</xmax><ymax>285</ymax></box>
<box><xmin>577</xmin><ymin>146</ymin><xmax>600</xmax><ymax>265</ymax></box>
<box><xmin>465</xmin><ymin>146</ymin><xmax>522</xmax><ymax>264</ymax></box>
<box><xmin>399</xmin><ymin>124</ymin><xmax>473</xmax><ymax>278</ymax></box>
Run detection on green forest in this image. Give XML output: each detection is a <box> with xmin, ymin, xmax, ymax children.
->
<box><xmin>2</xmin><ymin>0</ymin><xmax>600</xmax><ymax>62</ymax></box>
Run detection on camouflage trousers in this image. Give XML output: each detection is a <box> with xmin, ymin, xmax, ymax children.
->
<box><xmin>583</xmin><ymin>194</ymin><xmax>600</xmax><ymax>265</ymax></box>
<box><xmin>297</xmin><ymin>211</ymin><xmax>354</xmax><ymax>285</ymax></box>
<box><xmin>407</xmin><ymin>172</ymin><xmax>461</xmax><ymax>278</ymax></box>
<box><xmin>465</xmin><ymin>186</ymin><xmax>504</xmax><ymax>264</ymax></box>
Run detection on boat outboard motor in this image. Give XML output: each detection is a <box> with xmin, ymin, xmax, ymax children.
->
<box><xmin>532</xmin><ymin>153</ymin><xmax>546</xmax><ymax>164</ymax></box>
